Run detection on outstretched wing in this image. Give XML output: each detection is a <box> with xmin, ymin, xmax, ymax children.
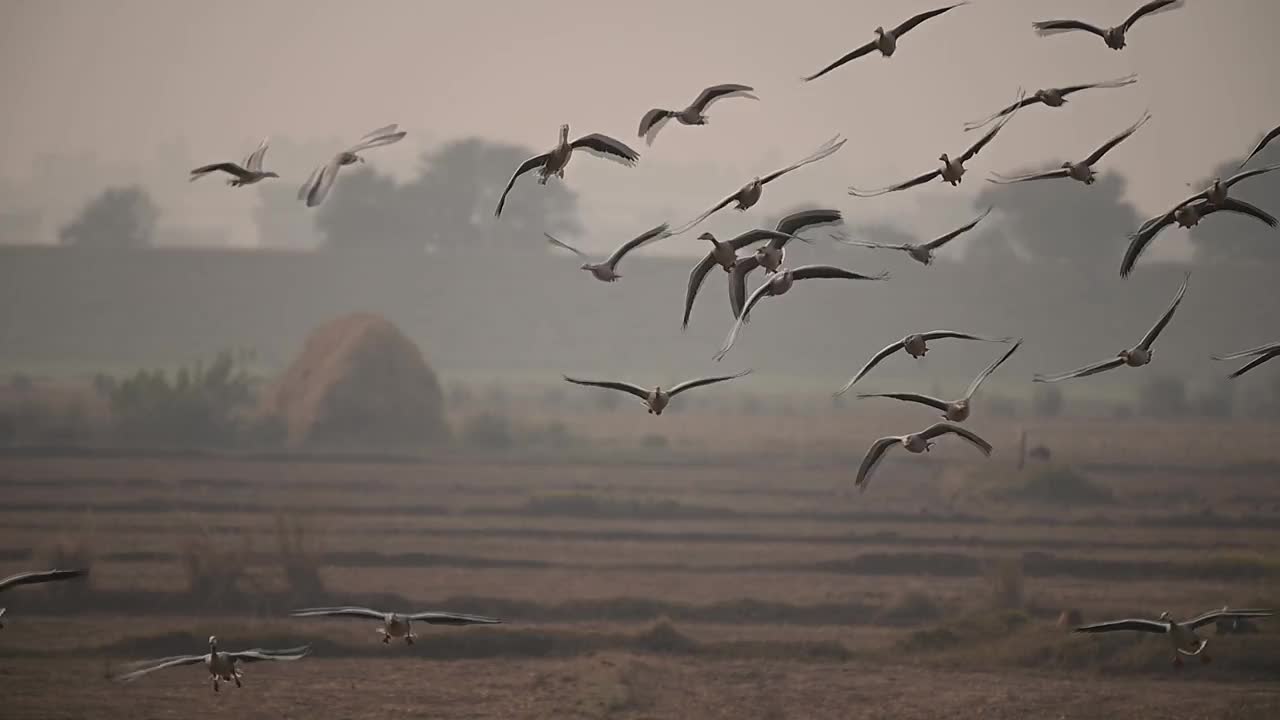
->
<box><xmin>1074</xmin><ymin>618</ymin><xmax>1169</xmax><ymax>634</ymax></box>
<box><xmin>359</xmin><ymin>124</ymin><xmax>400</xmax><ymax>142</ymax></box>
<box><xmin>1222</xmin><ymin>163</ymin><xmax>1280</xmax><ymax>189</ymax></box>
<box><xmin>570</xmin><ymin>133</ymin><xmax>640</xmax><ymax>166</ymax></box>
<box><xmin>1123</xmin><ymin>0</ymin><xmax>1183</xmax><ymax>32</ymax></box>
<box><xmin>1056</xmin><ymin>73</ymin><xmax>1140</xmax><ymax>98</ymax></box>
<box><xmin>789</xmin><ymin>265</ymin><xmax>889</xmax><ymax>282</ymax></box>
<box><xmin>1032</xmin><ymin>19</ymin><xmax>1109</xmax><ymax>39</ymax></box>
<box><xmin>858</xmin><ymin>392</ymin><xmax>951</xmax><ymax>413</ymax></box>
<box><xmin>1034</xmin><ymin>357</ymin><xmax>1126</xmax><ymax>384</ymax></box>
<box><xmin>891</xmin><ymin>2</ymin><xmax>968</xmax><ymax>37</ymax></box>
<box><xmin>690</xmin><ymin>83</ymin><xmax>757</xmax><ymax>112</ymax></box>
<box><xmin>638</xmin><ymin>108</ymin><xmax>676</xmax><ymax>145</ymax></box>
<box><xmin>760</xmin><ymin>136</ymin><xmax>846</xmax><ymax>184</ymax></box>
<box><xmin>346</xmin><ymin>128</ymin><xmax>407</xmax><ymax>155</ymax></box>
<box><xmin>1136</xmin><ymin>273</ymin><xmax>1189</xmax><ymax>351</ymax></box>
<box><xmin>963</xmin><ymin>95</ymin><xmax>1038</xmax><ymax>132</ymax></box>
<box><xmin>407</xmin><ymin>612</ymin><xmax>503</xmax><ymax>625</ymax></box>
<box><xmin>243</xmin><ymin>137</ymin><xmax>270</xmax><ymax>173</ymax></box>
<box><xmin>1238</xmin><ymin>124</ymin><xmax>1280</xmax><ymax>170</ymax></box>
<box><xmin>112</xmin><ymin>654</ymin><xmax>207</xmax><ymax>683</ymax></box>
<box><xmin>1082</xmin><ymin>112</ymin><xmax>1151</xmax><ymax>166</ymax></box>
<box><xmin>987</xmin><ymin>168</ymin><xmax>1072</xmax><ymax>185</ymax></box>
<box><xmin>833</xmin><ymin>237</ymin><xmax>915</xmax><ymax>252</ymax></box>
<box><xmin>604</xmin><ymin>223</ymin><xmax>671</xmax><ymax>269</ymax></box>
<box><xmin>959</xmin><ymin>90</ymin><xmax>1024</xmax><ymax>163</ymax></box>
<box><xmin>302</xmin><ymin>156</ymin><xmax>345</xmax><ymax>208</ymax></box>
<box><xmin>289</xmin><ymin>606</ymin><xmax>386</xmax><ymax>620</ymax></box>
<box><xmin>836</xmin><ymin>340</ymin><xmax>908</xmax><ymax>396</ymax></box>
<box><xmin>494</xmin><ymin>154</ymin><xmax>551</xmax><ymax>217</ymax></box>
<box><xmin>671</xmin><ymin>191</ymin><xmax>742</xmax><ymax>236</ymax></box>
<box><xmin>298</xmin><ymin>165</ymin><xmax>324</xmax><ymax>201</ymax></box>
<box><xmin>922</xmin><ymin>207</ymin><xmax>993</xmax><ymax>250</ymax></box>
<box><xmin>1218</xmin><ymin>197</ymin><xmax>1279</xmax><ymax>227</ymax></box>
<box><xmin>1186</xmin><ymin>608</ymin><xmax>1273</xmax><ymax>630</ymax></box>
<box><xmin>919</xmin><ymin>422</ymin><xmax>993</xmax><ymax>455</ymax></box>
<box><xmin>190</xmin><ymin>162</ymin><xmax>252</xmax><ymax>182</ymax></box>
<box><xmin>849</xmin><ymin>169</ymin><xmax>943</xmax><ymax>197</ymax></box>
<box><xmin>682</xmin><ymin>253</ymin><xmax>721</xmax><ymax>330</ymax></box>
<box><xmin>1212</xmin><ymin>342</ymin><xmax>1280</xmax><ymax>362</ymax></box>
<box><xmin>669</xmin><ymin>369</ymin><xmax>752</xmax><ymax>397</ymax></box>
<box><xmin>1120</xmin><ymin>209</ymin><xmax>1179</xmax><ymax>278</ymax></box>
<box><xmin>802</xmin><ymin>40</ymin><xmax>879</xmax><ymax>82</ymax></box>
<box><xmin>229</xmin><ymin>646</ymin><xmax>311</xmax><ymax>663</ymax></box>
<box><xmin>1226</xmin><ymin>353</ymin><xmax>1280</xmax><ymax>379</ymax></box>
<box><xmin>544</xmin><ymin>233</ymin><xmax>590</xmax><ymax>261</ymax></box>
<box><xmin>562</xmin><ymin>376</ymin><xmax>651</xmax><ymax>401</ymax></box>
<box><xmin>729</xmin><ymin>255</ymin><xmax>762</xmax><ymax>319</ymax></box>
<box><xmin>0</xmin><ymin>568</ymin><xmax>89</xmax><ymax>592</ymax></box>
<box><xmin>775</xmin><ymin>208</ymin><xmax>843</xmax><ymax>238</ymax></box>
<box><xmin>855</xmin><ymin>437</ymin><xmax>901</xmax><ymax>491</ymax></box>
<box><xmin>715</xmin><ymin>281</ymin><xmax>774</xmax><ymax>361</ymax></box>
<box><xmin>964</xmin><ymin>339</ymin><xmax>1022</xmax><ymax>399</ymax></box>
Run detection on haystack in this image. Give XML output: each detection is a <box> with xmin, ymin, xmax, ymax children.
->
<box><xmin>267</xmin><ymin>313</ymin><xmax>448</xmax><ymax>450</ymax></box>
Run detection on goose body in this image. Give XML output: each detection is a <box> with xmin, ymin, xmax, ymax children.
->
<box><xmin>1076</xmin><ymin>608</ymin><xmax>1272</xmax><ymax>667</ymax></box>
<box><xmin>563</xmin><ymin>371</ymin><xmax>750</xmax><ymax>415</ymax></box>
<box><xmin>290</xmin><ymin>606</ymin><xmax>502</xmax><ymax>644</ymax></box>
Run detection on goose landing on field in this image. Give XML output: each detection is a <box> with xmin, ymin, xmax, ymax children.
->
<box><xmin>856</xmin><ymin>340</ymin><xmax>1022</xmax><ymax>420</ymax></box>
<box><xmin>290</xmin><ymin>606</ymin><xmax>502</xmax><ymax>645</ymax></box>
<box><xmin>836</xmin><ymin>331</ymin><xmax>1014</xmax><ymax>395</ymax></box>
<box><xmin>112</xmin><ymin>636</ymin><xmax>310</xmax><ymax>692</ymax></box>
<box><xmin>856</xmin><ymin>422</ymin><xmax>993</xmax><ymax>492</ymax></box>
<box><xmin>1075</xmin><ymin>608</ymin><xmax>1272</xmax><ymax>668</ymax></box>
<box><xmin>495</xmin><ymin>125</ymin><xmax>639</xmax><ymax>217</ymax></box>
<box><xmin>562</xmin><ymin>371</ymin><xmax>750</xmax><ymax>415</ymax></box>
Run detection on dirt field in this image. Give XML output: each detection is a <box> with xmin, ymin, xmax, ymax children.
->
<box><xmin>1</xmin><ymin>437</ymin><xmax>1278</xmax><ymax>718</ymax></box>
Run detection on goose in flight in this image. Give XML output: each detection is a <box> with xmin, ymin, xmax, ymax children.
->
<box><xmin>683</xmin><ymin>209</ymin><xmax>843</xmax><ymax>329</ymax></box>
<box><xmin>638</xmin><ymin>84</ymin><xmax>758</xmax><ymax>145</ymax></box>
<box><xmin>715</xmin><ymin>265</ymin><xmax>889</xmax><ymax>361</ymax></box>
<box><xmin>836</xmin><ymin>207</ymin><xmax>992</xmax><ymax>265</ymax></box>
<box><xmin>988</xmin><ymin>112</ymin><xmax>1150</xmax><ymax>186</ymax></box>
<box><xmin>189</xmin><ymin>138</ymin><xmax>278</xmax><ymax>186</ymax></box>
<box><xmin>1165</xmin><ymin>164</ymin><xmax>1280</xmax><ymax>216</ymax></box>
<box><xmin>0</xmin><ymin>568</ymin><xmax>89</xmax><ymax>628</ymax></box>
<box><xmin>1212</xmin><ymin>341</ymin><xmax>1280</xmax><ymax>379</ymax></box>
<box><xmin>856</xmin><ymin>340</ymin><xmax>1022</xmax><ymax>420</ymax></box>
<box><xmin>1033</xmin><ymin>0</ymin><xmax>1183</xmax><ymax>50</ymax></box>
<box><xmin>298</xmin><ymin>124</ymin><xmax>407</xmax><ymax>208</ymax></box>
<box><xmin>562</xmin><ymin>370</ymin><xmax>750</xmax><ymax>415</ymax></box>
<box><xmin>545</xmin><ymin>223</ymin><xmax>670</xmax><ymax>282</ymax></box>
<box><xmin>855</xmin><ymin>422</ymin><xmax>993</xmax><ymax>492</ymax></box>
<box><xmin>1035</xmin><ymin>274</ymin><xmax>1188</xmax><ymax>383</ymax></box>
<box><xmin>1075</xmin><ymin>608</ymin><xmax>1272</xmax><ymax>667</ymax></box>
<box><xmin>1121</xmin><ymin>200</ymin><xmax>1276</xmax><ymax>278</ymax></box>
<box><xmin>964</xmin><ymin>75</ymin><xmax>1138</xmax><ymax>132</ymax></box>
<box><xmin>495</xmin><ymin>125</ymin><xmax>639</xmax><ymax>217</ymax></box>
<box><xmin>112</xmin><ymin>636</ymin><xmax>310</xmax><ymax>692</ymax></box>
<box><xmin>835</xmin><ymin>332</ymin><xmax>1014</xmax><ymax>396</ymax></box>
<box><xmin>673</xmin><ymin>136</ymin><xmax>846</xmax><ymax>234</ymax></box>
<box><xmin>849</xmin><ymin>92</ymin><xmax>1024</xmax><ymax>197</ymax></box>
<box><xmin>803</xmin><ymin>3</ymin><xmax>968</xmax><ymax>82</ymax></box>
<box><xmin>290</xmin><ymin>606</ymin><xmax>502</xmax><ymax>645</ymax></box>
<box><xmin>1238</xmin><ymin>124</ymin><xmax>1280</xmax><ymax>169</ymax></box>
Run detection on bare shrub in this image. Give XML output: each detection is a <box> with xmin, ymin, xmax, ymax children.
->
<box><xmin>984</xmin><ymin>556</ymin><xmax>1025</xmax><ymax>610</ymax></box>
<box><xmin>179</xmin><ymin>521</ymin><xmax>253</xmax><ymax>606</ymax></box>
<box><xmin>274</xmin><ymin>515</ymin><xmax>324</xmax><ymax>600</ymax></box>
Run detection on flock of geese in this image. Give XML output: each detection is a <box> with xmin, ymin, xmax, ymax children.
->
<box><xmin>8</xmin><ymin>0</ymin><xmax>1265</xmax><ymax>693</ymax></box>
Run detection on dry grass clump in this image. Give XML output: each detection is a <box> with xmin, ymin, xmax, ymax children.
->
<box><xmin>178</xmin><ymin>519</ymin><xmax>254</xmax><ymax>606</ymax></box>
<box><xmin>984</xmin><ymin>556</ymin><xmax>1026</xmax><ymax>611</ymax></box>
<box><xmin>274</xmin><ymin>514</ymin><xmax>324</xmax><ymax>601</ymax></box>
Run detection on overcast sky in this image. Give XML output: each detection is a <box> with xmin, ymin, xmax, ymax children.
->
<box><xmin>1</xmin><ymin>0</ymin><xmax>1277</xmax><ymax>250</ymax></box>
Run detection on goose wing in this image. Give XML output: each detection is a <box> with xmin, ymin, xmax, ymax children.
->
<box><xmin>835</xmin><ymin>339</ymin><xmax>909</xmax><ymax>396</ymax></box>
<box><xmin>919</xmin><ymin>421</ymin><xmax>993</xmax><ymax>455</ymax></box>
<box><xmin>682</xmin><ymin>253</ymin><xmax>720</xmax><ymax>330</ymax></box>
<box><xmin>963</xmin><ymin>339</ymin><xmax>1023</xmax><ymax>399</ymax></box>
<box><xmin>760</xmin><ymin>136</ymin><xmax>846</xmax><ymax>184</ymax></box>
<box><xmin>690</xmin><ymin>83</ymin><xmax>757</xmax><ymax>112</ymax></box>
<box><xmin>849</xmin><ymin>169</ymin><xmax>942</xmax><ymax>197</ymax></box>
<box><xmin>775</xmin><ymin>208</ymin><xmax>843</xmax><ymax>237</ymax></box>
<box><xmin>243</xmin><ymin>137</ymin><xmax>270</xmax><ymax>173</ymax></box>
<box><xmin>729</xmin><ymin>229</ymin><xmax>796</xmax><ymax>251</ymax></box>
<box><xmin>298</xmin><ymin>165</ymin><xmax>324</xmax><ymax>201</ymax></box>
<box><xmin>855</xmin><ymin>436</ymin><xmax>903</xmax><ymax>491</ymax></box>
<box><xmin>638</xmin><ymin>109</ymin><xmax>676</xmax><ymax>145</ymax></box>
<box><xmin>891</xmin><ymin>2</ymin><xmax>968</xmax><ymax>37</ymax></box>
<box><xmin>1074</xmin><ymin>618</ymin><xmax>1169</xmax><ymax>634</ymax></box>
<box><xmin>789</xmin><ymin>265</ymin><xmax>889</xmax><ymax>282</ymax></box>
<box><xmin>922</xmin><ymin>330</ymin><xmax>1013</xmax><ymax>343</ymax></box>
<box><xmin>1212</xmin><ymin>342</ymin><xmax>1280</xmax><ymax>361</ymax></box>
<box><xmin>988</xmin><ymin>168</ymin><xmax>1072</xmax><ymax>185</ymax></box>
<box><xmin>346</xmin><ymin>128</ymin><xmax>407</xmax><ymax>155</ymax></box>
<box><xmin>112</xmin><ymin>654</ymin><xmax>209</xmax><ymax>682</ymax></box>
<box><xmin>672</xmin><ymin>191</ymin><xmax>742</xmax><ymax>236</ymax></box>
<box><xmin>963</xmin><ymin>95</ymin><xmax>1040</xmax><ymax>132</ymax></box>
<box><xmin>0</xmin><ymin>568</ymin><xmax>88</xmax><ymax>592</ymax></box>
<box><xmin>543</xmin><ymin>233</ymin><xmax>590</xmax><ymax>261</ymax></box>
<box><xmin>1238</xmin><ymin>125</ymin><xmax>1280</xmax><ymax>169</ymax></box>
<box><xmin>715</xmin><ymin>281</ymin><xmax>774</xmax><ymax>361</ymax></box>
<box><xmin>1186</xmin><ymin>608</ymin><xmax>1272</xmax><ymax>630</ymax></box>
<box><xmin>729</xmin><ymin>255</ymin><xmax>762</xmax><ymax>319</ymax></box>
<box><xmin>669</xmin><ymin>369</ymin><xmax>752</xmax><ymax>397</ymax></box>
<box><xmin>959</xmin><ymin>92</ymin><xmax>1024</xmax><ymax>163</ymax></box>
<box><xmin>858</xmin><ymin>392</ymin><xmax>951</xmax><ymax>413</ymax></box>
<box><xmin>1122</xmin><ymin>0</ymin><xmax>1183</xmax><ymax>32</ymax></box>
<box><xmin>406</xmin><ymin>612</ymin><xmax>503</xmax><ymax>625</ymax></box>
<box><xmin>922</xmin><ymin>207</ymin><xmax>993</xmax><ymax>250</ymax></box>
<box><xmin>302</xmin><ymin>156</ymin><xmax>345</xmax><ymax>208</ymax></box>
<box><xmin>562</xmin><ymin>376</ymin><xmax>651</xmax><ymax>401</ymax></box>
<box><xmin>494</xmin><ymin>153</ymin><xmax>551</xmax><ymax>217</ymax></box>
<box><xmin>190</xmin><ymin>162</ymin><xmax>252</xmax><ymax>182</ymax></box>
<box><xmin>1221</xmin><ymin>163</ymin><xmax>1280</xmax><ymax>189</ymax></box>
<box><xmin>1034</xmin><ymin>356</ymin><xmax>1126</xmax><ymax>383</ymax></box>
<box><xmin>359</xmin><ymin>124</ymin><xmax>400</xmax><ymax>142</ymax></box>
<box><xmin>1226</xmin><ymin>353</ymin><xmax>1280</xmax><ymax>378</ymax></box>
<box><xmin>1056</xmin><ymin>73</ymin><xmax>1140</xmax><ymax>98</ymax></box>
<box><xmin>604</xmin><ymin>223</ymin><xmax>671</xmax><ymax>269</ymax></box>
<box><xmin>1136</xmin><ymin>273</ymin><xmax>1189</xmax><ymax>351</ymax></box>
<box><xmin>1081</xmin><ymin>112</ymin><xmax>1150</xmax><ymax>166</ymax></box>
<box><xmin>1219</xmin><ymin>197</ymin><xmax>1279</xmax><ymax>227</ymax></box>
<box><xmin>1032</xmin><ymin>19</ymin><xmax>1109</xmax><ymax>39</ymax></box>
<box><xmin>1120</xmin><ymin>209</ymin><xmax>1180</xmax><ymax>278</ymax></box>
<box><xmin>289</xmin><ymin>606</ymin><xmax>387</xmax><ymax>620</ymax></box>
<box><xmin>802</xmin><ymin>40</ymin><xmax>879</xmax><ymax>82</ymax></box>
<box><xmin>570</xmin><ymin>133</ymin><xmax>640</xmax><ymax>166</ymax></box>
<box><xmin>834</xmin><ymin>237</ymin><xmax>915</xmax><ymax>252</ymax></box>
<box><xmin>228</xmin><ymin>645</ymin><xmax>311</xmax><ymax>662</ymax></box>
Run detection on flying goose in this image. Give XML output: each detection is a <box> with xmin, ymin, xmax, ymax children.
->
<box><xmin>855</xmin><ymin>422</ymin><xmax>993</xmax><ymax>492</ymax></box>
<box><xmin>1035</xmin><ymin>274</ymin><xmax>1188</xmax><ymax>383</ymax></box>
<box><xmin>1033</xmin><ymin>0</ymin><xmax>1184</xmax><ymax>50</ymax></box>
<box><xmin>835</xmin><ymin>332</ymin><xmax>1014</xmax><ymax>396</ymax></box>
<box><xmin>1164</xmin><ymin>163</ymin><xmax>1280</xmax><ymax>215</ymax></box>
<box><xmin>1075</xmin><ymin>608</ymin><xmax>1273</xmax><ymax>667</ymax></box>
<box><xmin>638</xmin><ymin>84</ymin><xmax>758</xmax><ymax>145</ymax></box>
<box><xmin>683</xmin><ymin>209</ymin><xmax>843</xmax><ymax>329</ymax></box>
<box><xmin>1121</xmin><ymin>200</ymin><xmax>1276</xmax><ymax>277</ymax></box>
<box><xmin>989</xmin><ymin>112</ymin><xmax>1150</xmax><ymax>186</ymax></box>
<box><xmin>856</xmin><ymin>340</ymin><xmax>1022</xmax><ymax>420</ymax></box>
<box><xmin>836</xmin><ymin>207</ymin><xmax>992</xmax><ymax>265</ymax></box>
<box><xmin>714</xmin><ymin>265</ymin><xmax>889</xmax><ymax>361</ymax></box>
<box><xmin>1212</xmin><ymin>341</ymin><xmax>1280</xmax><ymax>379</ymax></box>
<box><xmin>495</xmin><ymin>125</ymin><xmax>639</xmax><ymax>217</ymax></box>
<box><xmin>964</xmin><ymin>75</ymin><xmax>1139</xmax><ymax>132</ymax></box>
<box><xmin>290</xmin><ymin>606</ymin><xmax>502</xmax><ymax>644</ymax></box>
<box><xmin>803</xmin><ymin>3</ymin><xmax>968</xmax><ymax>82</ymax></box>
<box><xmin>112</xmin><ymin>636</ymin><xmax>310</xmax><ymax>692</ymax></box>
<box><xmin>189</xmin><ymin>138</ymin><xmax>278</xmax><ymax>186</ymax></box>
<box><xmin>672</xmin><ymin>136</ymin><xmax>846</xmax><ymax>234</ymax></box>
<box><xmin>849</xmin><ymin>92</ymin><xmax>1024</xmax><ymax>197</ymax></box>
<box><xmin>298</xmin><ymin>124</ymin><xmax>407</xmax><ymax>208</ymax></box>
<box><xmin>545</xmin><ymin>223</ymin><xmax>670</xmax><ymax>282</ymax></box>
<box><xmin>562</xmin><ymin>370</ymin><xmax>750</xmax><ymax>415</ymax></box>
<box><xmin>0</xmin><ymin>568</ymin><xmax>89</xmax><ymax>628</ymax></box>
<box><xmin>1238</xmin><ymin>124</ymin><xmax>1280</xmax><ymax>169</ymax></box>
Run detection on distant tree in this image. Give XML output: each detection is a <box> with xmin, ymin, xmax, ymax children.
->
<box><xmin>59</xmin><ymin>185</ymin><xmax>158</xmax><ymax>248</ymax></box>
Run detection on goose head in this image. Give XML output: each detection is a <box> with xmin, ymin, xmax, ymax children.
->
<box><xmin>559</xmin><ymin>124</ymin><xmax>570</xmax><ymax>145</ymax></box>
<box><xmin>874</xmin><ymin>26</ymin><xmax>886</xmax><ymax>38</ymax></box>
<box><xmin>938</xmin><ymin>153</ymin><xmax>952</xmax><ymax>165</ymax></box>
<box><xmin>698</xmin><ymin>232</ymin><xmax>718</xmax><ymax>246</ymax></box>
<box><xmin>1158</xmin><ymin>611</ymin><xmax>1172</xmax><ymax>622</ymax></box>
<box><xmin>208</xmin><ymin>635</ymin><xmax>218</xmax><ymax>651</ymax></box>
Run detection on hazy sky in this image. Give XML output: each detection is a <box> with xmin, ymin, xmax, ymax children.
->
<box><xmin>2</xmin><ymin>0</ymin><xmax>1278</xmax><ymax>250</ymax></box>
